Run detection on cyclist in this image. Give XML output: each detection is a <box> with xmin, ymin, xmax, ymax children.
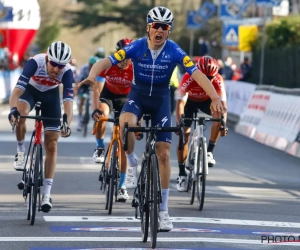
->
<box><xmin>176</xmin><ymin>56</ymin><xmax>228</xmax><ymax>192</ymax></box>
<box><xmin>8</xmin><ymin>41</ymin><xmax>73</xmax><ymax>212</ymax></box>
<box><xmin>75</xmin><ymin>56</ymin><xmax>105</xmax><ymax>131</ymax></box>
<box><xmin>79</xmin><ymin>6</ymin><xmax>226</xmax><ymax>231</ymax></box>
<box><xmin>92</xmin><ymin>38</ymin><xmax>134</xmax><ymax>202</ymax></box>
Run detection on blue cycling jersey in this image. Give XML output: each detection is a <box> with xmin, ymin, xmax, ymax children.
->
<box><xmin>108</xmin><ymin>37</ymin><xmax>197</xmax><ymax>97</ymax></box>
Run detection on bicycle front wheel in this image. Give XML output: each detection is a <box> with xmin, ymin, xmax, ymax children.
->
<box><xmin>29</xmin><ymin>144</ymin><xmax>41</xmax><ymax>225</ymax></box>
<box><xmin>107</xmin><ymin>140</ymin><xmax>118</xmax><ymax>215</ymax></box>
<box><xmin>149</xmin><ymin>154</ymin><xmax>159</xmax><ymax>249</ymax></box>
<box><xmin>196</xmin><ymin>137</ymin><xmax>207</xmax><ymax>211</ymax></box>
<box><xmin>187</xmin><ymin>141</ymin><xmax>196</xmax><ymax>205</ymax></box>
<box><xmin>139</xmin><ymin>158</ymin><xmax>149</xmax><ymax>242</ymax></box>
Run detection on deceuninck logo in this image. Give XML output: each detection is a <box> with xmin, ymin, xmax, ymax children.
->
<box><xmin>183</xmin><ymin>55</ymin><xmax>194</xmax><ymax>68</ymax></box>
<box><xmin>114</xmin><ymin>49</ymin><xmax>126</xmax><ymax>61</ymax></box>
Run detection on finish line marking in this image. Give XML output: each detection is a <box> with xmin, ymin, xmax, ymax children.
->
<box><xmin>43</xmin><ymin>216</ymin><xmax>300</xmax><ymax>228</ymax></box>
<box><xmin>0</xmin><ymin>237</ymin><xmax>298</xmax><ymax>246</ymax></box>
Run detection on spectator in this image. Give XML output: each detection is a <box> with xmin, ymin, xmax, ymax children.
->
<box><xmin>222</xmin><ymin>57</ymin><xmax>234</xmax><ymax>80</ymax></box>
<box><xmin>217</xmin><ymin>59</ymin><xmax>224</xmax><ymax>75</ymax></box>
<box><xmin>239</xmin><ymin>57</ymin><xmax>252</xmax><ymax>82</ymax></box>
<box><xmin>198</xmin><ymin>36</ymin><xmax>209</xmax><ymax>56</ymax></box>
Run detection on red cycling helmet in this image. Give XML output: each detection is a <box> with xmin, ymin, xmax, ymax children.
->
<box><xmin>115</xmin><ymin>38</ymin><xmax>133</xmax><ymax>51</ymax></box>
<box><xmin>197</xmin><ymin>56</ymin><xmax>219</xmax><ymax>77</ymax></box>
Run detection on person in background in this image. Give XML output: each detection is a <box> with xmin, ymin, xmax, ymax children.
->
<box><xmin>239</xmin><ymin>57</ymin><xmax>252</xmax><ymax>82</ymax></box>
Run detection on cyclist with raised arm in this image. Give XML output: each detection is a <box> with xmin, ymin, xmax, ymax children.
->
<box><xmin>75</xmin><ymin>56</ymin><xmax>105</xmax><ymax>131</ymax></box>
<box><xmin>176</xmin><ymin>56</ymin><xmax>228</xmax><ymax>191</ymax></box>
<box><xmin>92</xmin><ymin>38</ymin><xmax>135</xmax><ymax>202</ymax></box>
<box><xmin>8</xmin><ymin>41</ymin><xmax>73</xmax><ymax>213</ymax></box>
<box><xmin>79</xmin><ymin>6</ymin><xmax>226</xmax><ymax>231</ymax></box>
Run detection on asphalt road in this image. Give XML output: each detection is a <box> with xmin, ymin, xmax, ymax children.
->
<box><xmin>0</xmin><ymin>104</ymin><xmax>300</xmax><ymax>250</ymax></box>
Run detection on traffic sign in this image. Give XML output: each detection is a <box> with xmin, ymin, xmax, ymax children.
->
<box><xmin>219</xmin><ymin>0</ymin><xmax>253</xmax><ymax>20</ymax></box>
<box><xmin>187</xmin><ymin>2</ymin><xmax>217</xmax><ymax>29</ymax></box>
<box><xmin>222</xmin><ymin>23</ymin><xmax>239</xmax><ymax>46</ymax></box>
<box><xmin>256</xmin><ymin>0</ymin><xmax>282</xmax><ymax>6</ymax></box>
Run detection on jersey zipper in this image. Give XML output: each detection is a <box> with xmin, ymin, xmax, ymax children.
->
<box><xmin>150</xmin><ymin>56</ymin><xmax>155</xmax><ymax>96</ymax></box>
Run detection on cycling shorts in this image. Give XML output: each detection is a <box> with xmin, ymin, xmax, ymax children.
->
<box><xmin>78</xmin><ymin>84</ymin><xmax>89</xmax><ymax>97</ymax></box>
<box><xmin>121</xmin><ymin>90</ymin><xmax>172</xmax><ymax>143</ymax></box>
<box><xmin>99</xmin><ymin>84</ymin><xmax>127</xmax><ymax>116</ymax></box>
<box><xmin>19</xmin><ymin>84</ymin><xmax>61</xmax><ymax>132</ymax></box>
<box><xmin>183</xmin><ymin>98</ymin><xmax>211</xmax><ymax>127</ymax></box>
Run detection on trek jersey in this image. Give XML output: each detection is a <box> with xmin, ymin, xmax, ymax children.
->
<box><xmin>76</xmin><ymin>63</ymin><xmax>105</xmax><ymax>83</ymax></box>
<box><xmin>177</xmin><ymin>72</ymin><xmax>226</xmax><ymax>102</ymax></box>
<box><xmin>108</xmin><ymin>37</ymin><xmax>198</xmax><ymax>97</ymax></box>
<box><xmin>99</xmin><ymin>63</ymin><xmax>133</xmax><ymax>95</ymax></box>
<box><xmin>16</xmin><ymin>53</ymin><xmax>74</xmax><ymax>102</ymax></box>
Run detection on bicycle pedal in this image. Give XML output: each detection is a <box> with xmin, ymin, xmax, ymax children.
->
<box><xmin>15</xmin><ymin>168</ymin><xmax>25</xmax><ymax>172</ymax></box>
<box><xmin>117</xmin><ymin>199</ymin><xmax>127</xmax><ymax>203</ymax></box>
<box><xmin>17</xmin><ymin>181</ymin><xmax>25</xmax><ymax>190</ymax></box>
<box><xmin>158</xmin><ymin>229</ymin><xmax>171</xmax><ymax>233</ymax></box>
<box><xmin>131</xmin><ymin>198</ymin><xmax>139</xmax><ymax>208</ymax></box>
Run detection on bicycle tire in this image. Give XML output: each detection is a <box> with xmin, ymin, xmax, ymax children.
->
<box><xmin>30</xmin><ymin>144</ymin><xmax>41</xmax><ymax>225</ymax></box>
<box><xmin>82</xmin><ymin>96</ymin><xmax>90</xmax><ymax>137</ymax></box>
<box><xmin>149</xmin><ymin>154</ymin><xmax>158</xmax><ymax>249</ymax></box>
<box><xmin>26</xmin><ymin>168</ymin><xmax>31</xmax><ymax>220</ymax></box>
<box><xmin>140</xmin><ymin>158</ymin><xmax>149</xmax><ymax>242</ymax></box>
<box><xmin>196</xmin><ymin>137</ymin><xmax>207</xmax><ymax>211</ymax></box>
<box><xmin>188</xmin><ymin>141</ymin><xmax>196</xmax><ymax>205</ymax></box>
<box><xmin>107</xmin><ymin>140</ymin><xmax>118</xmax><ymax>215</ymax></box>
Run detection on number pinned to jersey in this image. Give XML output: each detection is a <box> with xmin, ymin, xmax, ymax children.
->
<box><xmin>183</xmin><ymin>55</ymin><xmax>194</xmax><ymax>68</ymax></box>
<box><xmin>114</xmin><ymin>49</ymin><xmax>126</xmax><ymax>61</ymax></box>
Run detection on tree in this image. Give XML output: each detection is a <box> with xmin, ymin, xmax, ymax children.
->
<box><xmin>63</xmin><ymin>0</ymin><xmax>151</xmax><ymax>38</ymax></box>
<box><xmin>36</xmin><ymin>22</ymin><xmax>61</xmax><ymax>52</ymax></box>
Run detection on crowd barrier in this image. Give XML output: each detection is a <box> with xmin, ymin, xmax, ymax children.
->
<box><xmin>0</xmin><ymin>68</ymin><xmax>22</xmax><ymax>104</ymax></box>
<box><xmin>226</xmin><ymin>80</ymin><xmax>300</xmax><ymax>159</ymax></box>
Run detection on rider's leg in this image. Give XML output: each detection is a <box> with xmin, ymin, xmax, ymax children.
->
<box><xmin>77</xmin><ymin>96</ymin><xmax>85</xmax><ymax>130</ymax></box>
<box><xmin>42</xmin><ymin>131</ymin><xmax>59</xmax><ymax>212</ymax></box>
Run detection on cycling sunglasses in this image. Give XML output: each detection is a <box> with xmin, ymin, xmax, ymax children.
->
<box><xmin>49</xmin><ymin>60</ymin><xmax>66</xmax><ymax>69</ymax></box>
<box><xmin>150</xmin><ymin>22</ymin><xmax>171</xmax><ymax>31</ymax></box>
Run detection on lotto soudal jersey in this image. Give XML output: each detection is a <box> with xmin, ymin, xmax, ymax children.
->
<box><xmin>16</xmin><ymin>53</ymin><xmax>74</xmax><ymax>102</ymax></box>
<box><xmin>99</xmin><ymin>63</ymin><xmax>133</xmax><ymax>95</ymax></box>
<box><xmin>178</xmin><ymin>72</ymin><xmax>226</xmax><ymax>102</ymax></box>
<box><xmin>108</xmin><ymin>37</ymin><xmax>198</xmax><ymax>97</ymax></box>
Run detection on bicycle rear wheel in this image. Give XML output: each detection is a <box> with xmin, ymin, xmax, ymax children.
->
<box><xmin>106</xmin><ymin>140</ymin><xmax>118</xmax><ymax>215</ymax></box>
<box><xmin>28</xmin><ymin>144</ymin><xmax>41</xmax><ymax>225</ymax></box>
<box><xmin>149</xmin><ymin>154</ymin><xmax>159</xmax><ymax>248</ymax></box>
<box><xmin>82</xmin><ymin>96</ymin><xmax>90</xmax><ymax>137</ymax></box>
<box><xmin>196</xmin><ymin>137</ymin><xmax>207</xmax><ymax>211</ymax></box>
<box><xmin>139</xmin><ymin>158</ymin><xmax>149</xmax><ymax>242</ymax></box>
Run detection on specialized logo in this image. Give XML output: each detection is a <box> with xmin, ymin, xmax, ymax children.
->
<box><xmin>128</xmin><ymin>100</ymin><xmax>134</xmax><ymax>105</ymax></box>
<box><xmin>183</xmin><ymin>55</ymin><xmax>194</xmax><ymax>68</ymax></box>
<box><xmin>161</xmin><ymin>116</ymin><xmax>168</xmax><ymax>127</ymax></box>
<box><xmin>114</xmin><ymin>49</ymin><xmax>126</xmax><ymax>61</ymax></box>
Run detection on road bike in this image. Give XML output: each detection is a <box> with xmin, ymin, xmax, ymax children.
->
<box><xmin>124</xmin><ymin>114</ymin><xmax>184</xmax><ymax>249</ymax></box>
<box><xmin>13</xmin><ymin>102</ymin><xmax>68</xmax><ymax>225</ymax></box>
<box><xmin>184</xmin><ymin>110</ymin><xmax>226</xmax><ymax>211</ymax></box>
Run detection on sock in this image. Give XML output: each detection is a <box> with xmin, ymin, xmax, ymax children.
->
<box><xmin>43</xmin><ymin>178</ymin><xmax>53</xmax><ymax>195</ymax></box>
<box><xmin>126</xmin><ymin>152</ymin><xmax>137</xmax><ymax>168</ymax></box>
<box><xmin>178</xmin><ymin>162</ymin><xmax>186</xmax><ymax>176</ymax></box>
<box><xmin>17</xmin><ymin>140</ymin><xmax>25</xmax><ymax>152</ymax></box>
<box><xmin>119</xmin><ymin>173</ymin><xmax>126</xmax><ymax>188</ymax></box>
<box><xmin>77</xmin><ymin>114</ymin><xmax>82</xmax><ymax>127</ymax></box>
<box><xmin>160</xmin><ymin>189</ymin><xmax>169</xmax><ymax>212</ymax></box>
<box><xmin>96</xmin><ymin>138</ymin><xmax>104</xmax><ymax>148</ymax></box>
<box><xmin>207</xmin><ymin>140</ymin><xmax>216</xmax><ymax>153</ymax></box>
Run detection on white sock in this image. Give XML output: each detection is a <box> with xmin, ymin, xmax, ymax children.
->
<box><xmin>43</xmin><ymin>178</ymin><xmax>53</xmax><ymax>195</ymax></box>
<box><xmin>17</xmin><ymin>140</ymin><xmax>25</xmax><ymax>152</ymax></box>
<box><xmin>77</xmin><ymin>114</ymin><xmax>82</xmax><ymax>127</ymax></box>
<box><xmin>160</xmin><ymin>189</ymin><xmax>169</xmax><ymax>212</ymax></box>
<box><xmin>126</xmin><ymin>152</ymin><xmax>137</xmax><ymax>168</ymax></box>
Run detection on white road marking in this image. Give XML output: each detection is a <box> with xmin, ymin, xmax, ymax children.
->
<box><xmin>43</xmin><ymin>216</ymin><xmax>300</xmax><ymax>228</ymax></box>
<box><xmin>0</xmin><ymin>236</ymin><xmax>299</xmax><ymax>246</ymax></box>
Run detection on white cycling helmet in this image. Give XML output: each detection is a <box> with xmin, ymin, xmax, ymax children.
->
<box><xmin>147</xmin><ymin>6</ymin><xmax>174</xmax><ymax>27</ymax></box>
<box><xmin>47</xmin><ymin>41</ymin><xmax>72</xmax><ymax>64</ymax></box>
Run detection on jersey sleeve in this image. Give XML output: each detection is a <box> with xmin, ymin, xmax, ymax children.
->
<box><xmin>173</xmin><ymin>44</ymin><xmax>198</xmax><ymax>76</ymax></box>
<box><xmin>16</xmin><ymin>59</ymin><xmax>38</xmax><ymax>91</ymax></box>
<box><xmin>108</xmin><ymin>41</ymin><xmax>136</xmax><ymax>65</ymax></box>
<box><xmin>213</xmin><ymin>74</ymin><xmax>226</xmax><ymax>101</ymax></box>
<box><xmin>62</xmin><ymin>69</ymin><xmax>74</xmax><ymax>102</ymax></box>
<box><xmin>177</xmin><ymin>73</ymin><xmax>190</xmax><ymax>101</ymax></box>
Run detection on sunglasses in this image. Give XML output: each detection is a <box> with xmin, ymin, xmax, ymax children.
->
<box><xmin>150</xmin><ymin>22</ymin><xmax>171</xmax><ymax>31</ymax></box>
<box><xmin>49</xmin><ymin>60</ymin><xmax>66</xmax><ymax>69</ymax></box>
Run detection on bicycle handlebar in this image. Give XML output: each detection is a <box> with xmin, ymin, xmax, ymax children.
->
<box><xmin>123</xmin><ymin>115</ymin><xmax>185</xmax><ymax>151</ymax></box>
<box><xmin>184</xmin><ymin>114</ymin><xmax>227</xmax><ymax>132</ymax></box>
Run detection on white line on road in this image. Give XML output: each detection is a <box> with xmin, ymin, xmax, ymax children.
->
<box><xmin>43</xmin><ymin>216</ymin><xmax>300</xmax><ymax>228</ymax></box>
<box><xmin>0</xmin><ymin>236</ymin><xmax>299</xmax><ymax>246</ymax></box>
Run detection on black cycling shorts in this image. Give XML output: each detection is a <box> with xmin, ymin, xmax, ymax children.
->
<box><xmin>183</xmin><ymin>98</ymin><xmax>211</xmax><ymax>127</ymax></box>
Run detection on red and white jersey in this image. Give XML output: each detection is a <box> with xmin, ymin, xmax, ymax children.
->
<box><xmin>99</xmin><ymin>63</ymin><xmax>133</xmax><ymax>95</ymax></box>
<box><xmin>177</xmin><ymin>72</ymin><xmax>226</xmax><ymax>102</ymax></box>
<box><xmin>28</xmin><ymin>54</ymin><xmax>72</xmax><ymax>92</ymax></box>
